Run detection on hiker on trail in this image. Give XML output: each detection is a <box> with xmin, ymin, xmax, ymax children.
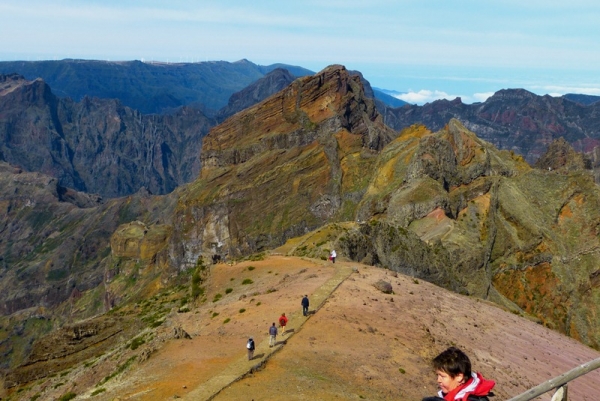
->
<box><xmin>279</xmin><ymin>313</ymin><xmax>288</xmax><ymax>335</ymax></box>
<box><xmin>422</xmin><ymin>346</ymin><xmax>495</xmax><ymax>401</ymax></box>
<box><xmin>269</xmin><ymin>322</ymin><xmax>278</xmax><ymax>347</ymax></box>
<box><xmin>246</xmin><ymin>337</ymin><xmax>255</xmax><ymax>360</ymax></box>
<box><xmin>301</xmin><ymin>294</ymin><xmax>309</xmax><ymax>316</ymax></box>
<box><xmin>330</xmin><ymin>249</ymin><xmax>336</xmax><ymax>263</ymax></box>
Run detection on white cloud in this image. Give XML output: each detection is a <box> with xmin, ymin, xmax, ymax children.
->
<box><xmin>471</xmin><ymin>92</ymin><xmax>495</xmax><ymax>103</ymax></box>
<box><xmin>394</xmin><ymin>90</ymin><xmax>498</xmax><ymax>105</ymax></box>
<box><xmin>395</xmin><ymin>90</ymin><xmax>460</xmax><ymax>105</ymax></box>
<box><xmin>533</xmin><ymin>85</ymin><xmax>600</xmax><ymax>96</ymax></box>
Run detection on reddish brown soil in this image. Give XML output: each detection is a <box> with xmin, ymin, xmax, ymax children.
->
<box><xmin>8</xmin><ymin>256</ymin><xmax>600</xmax><ymax>400</ymax></box>
<box><xmin>213</xmin><ymin>262</ymin><xmax>600</xmax><ymax>401</ymax></box>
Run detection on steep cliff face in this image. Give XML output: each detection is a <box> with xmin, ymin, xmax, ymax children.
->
<box><xmin>0</xmin><ymin>74</ymin><xmax>214</xmax><ymax>198</ymax></box>
<box><xmin>170</xmin><ymin>65</ymin><xmax>397</xmax><ymax>269</ymax></box>
<box><xmin>381</xmin><ymin>89</ymin><xmax>600</xmax><ymax>164</ymax></box>
<box><xmin>0</xmin><ymin>160</ymin><xmax>178</xmax><ymax>369</ymax></box>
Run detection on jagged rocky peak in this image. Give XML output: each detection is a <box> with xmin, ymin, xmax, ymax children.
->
<box><xmin>0</xmin><ymin>73</ymin><xmax>51</xmax><ymax>104</ymax></box>
<box><xmin>0</xmin><ymin>73</ymin><xmax>29</xmax><ymax>94</ymax></box>
<box><xmin>201</xmin><ymin>64</ymin><xmax>394</xmax><ymax>170</ymax></box>
<box><xmin>172</xmin><ymin>65</ymin><xmax>399</xmax><ymax>264</ymax></box>
<box><xmin>534</xmin><ymin>137</ymin><xmax>589</xmax><ymax>171</ymax></box>
<box><xmin>406</xmin><ymin>119</ymin><xmax>521</xmax><ymax>188</ymax></box>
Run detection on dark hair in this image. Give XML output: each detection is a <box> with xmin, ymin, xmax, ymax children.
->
<box><xmin>432</xmin><ymin>347</ymin><xmax>472</xmax><ymax>379</ymax></box>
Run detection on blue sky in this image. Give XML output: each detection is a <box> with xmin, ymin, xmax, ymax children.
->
<box><xmin>1</xmin><ymin>0</ymin><xmax>599</xmax><ymax>104</ymax></box>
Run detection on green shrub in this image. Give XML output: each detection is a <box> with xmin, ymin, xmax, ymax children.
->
<box><xmin>212</xmin><ymin>312</ymin><xmax>219</xmax><ymax>318</ymax></box>
<box><xmin>225</xmin><ymin>288</ymin><xmax>233</xmax><ymax>294</ymax></box>
<box><xmin>212</xmin><ymin>293</ymin><xmax>223</xmax><ymax>302</ymax></box>
<box><xmin>247</xmin><ymin>253</ymin><xmax>265</xmax><ymax>261</ymax></box>
<box><xmin>239</xmin><ymin>308</ymin><xmax>246</xmax><ymax>313</ymax></box>
<box><xmin>129</xmin><ymin>336</ymin><xmax>145</xmax><ymax>350</ymax></box>
<box><xmin>242</xmin><ymin>279</ymin><xmax>253</xmax><ymax>285</ymax></box>
<box><xmin>191</xmin><ymin>261</ymin><xmax>206</xmax><ymax>299</ymax></box>
<box><xmin>91</xmin><ymin>388</ymin><xmax>106</xmax><ymax>396</ymax></box>
<box><xmin>223</xmin><ymin>318</ymin><xmax>230</xmax><ymax>324</ymax></box>
<box><xmin>58</xmin><ymin>393</ymin><xmax>76</xmax><ymax>401</ymax></box>
<box><xmin>247</xmin><ymin>266</ymin><xmax>255</xmax><ymax>271</ymax></box>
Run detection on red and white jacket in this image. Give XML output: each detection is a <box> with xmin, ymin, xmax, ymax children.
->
<box><xmin>438</xmin><ymin>372</ymin><xmax>495</xmax><ymax>401</ymax></box>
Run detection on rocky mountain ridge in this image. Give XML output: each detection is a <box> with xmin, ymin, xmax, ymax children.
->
<box><xmin>380</xmin><ymin>88</ymin><xmax>600</xmax><ymax>164</ymax></box>
<box><xmin>8</xmin><ymin>65</ymin><xmax>600</xmax><ymax>202</ymax></box>
<box><xmin>2</xmin><ymin>64</ymin><xmax>600</xmax><ymax>397</ymax></box>
<box><xmin>0</xmin><ymin>68</ymin><xmax>388</xmax><ymax>199</ymax></box>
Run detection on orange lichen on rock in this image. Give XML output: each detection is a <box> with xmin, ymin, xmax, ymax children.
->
<box><xmin>493</xmin><ymin>262</ymin><xmax>568</xmax><ymax>331</ymax></box>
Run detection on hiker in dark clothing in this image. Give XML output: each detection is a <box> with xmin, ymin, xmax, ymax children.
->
<box><xmin>247</xmin><ymin>337</ymin><xmax>255</xmax><ymax>360</ymax></box>
<box><xmin>269</xmin><ymin>322</ymin><xmax>278</xmax><ymax>347</ymax></box>
<box><xmin>301</xmin><ymin>294</ymin><xmax>309</xmax><ymax>316</ymax></box>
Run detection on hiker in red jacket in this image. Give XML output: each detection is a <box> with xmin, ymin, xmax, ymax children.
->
<box><xmin>279</xmin><ymin>313</ymin><xmax>288</xmax><ymax>335</ymax></box>
<box><xmin>422</xmin><ymin>347</ymin><xmax>495</xmax><ymax>401</ymax></box>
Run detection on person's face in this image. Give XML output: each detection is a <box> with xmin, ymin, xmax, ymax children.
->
<box><xmin>436</xmin><ymin>370</ymin><xmax>464</xmax><ymax>394</ymax></box>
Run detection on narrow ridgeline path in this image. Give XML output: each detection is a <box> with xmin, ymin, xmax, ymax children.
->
<box><xmin>183</xmin><ymin>261</ymin><xmax>355</xmax><ymax>401</ymax></box>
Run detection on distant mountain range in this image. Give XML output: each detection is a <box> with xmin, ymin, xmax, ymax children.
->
<box><xmin>0</xmin><ymin>59</ymin><xmax>313</xmax><ymax>114</ymax></box>
<box><xmin>3</xmin><ymin>60</ymin><xmax>600</xmax><ymax>198</ymax></box>
<box><xmin>0</xmin><ymin>59</ymin><xmax>405</xmax><ymax>115</ymax></box>
<box><xmin>563</xmin><ymin>93</ymin><xmax>600</xmax><ymax>106</ymax></box>
<box><xmin>378</xmin><ymin>89</ymin><xmax>600</xmax><ymax>164</ymax></box>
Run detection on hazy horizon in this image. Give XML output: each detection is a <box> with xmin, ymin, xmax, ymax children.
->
<box><xmin>2</xmin><ymin>1</ymin><xmax>599</xmax><ymax>105</ymax></box>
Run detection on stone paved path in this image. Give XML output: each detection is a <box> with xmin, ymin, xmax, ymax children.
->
<box><xmin>183</xmin><ymin>261</ymin><xmax>354</xmax><ymax>400</ymax></box>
